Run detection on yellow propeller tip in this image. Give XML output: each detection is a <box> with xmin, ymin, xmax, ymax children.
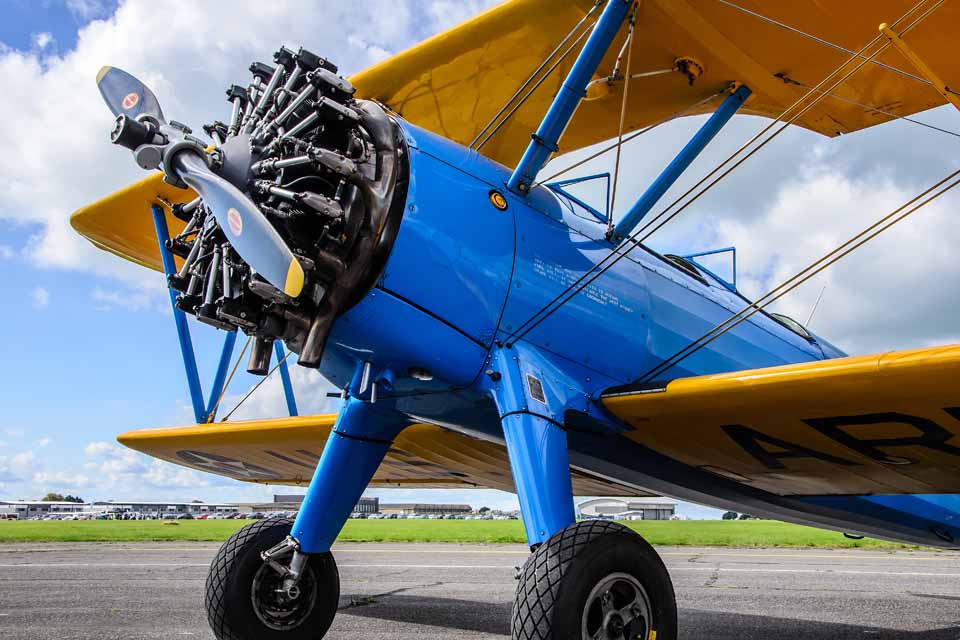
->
<box><xmin>96</xmin><ymin>66</ymin><xmax>112</xmax><ymax>84</ymax></box>
<box><xmin>284</xmin><ymin>259</ymin><xmax>305</xmax><ymax>298</ymax></box>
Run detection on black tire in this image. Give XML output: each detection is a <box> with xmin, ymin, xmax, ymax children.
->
<box><xmin>205</xmin><ymin>517</ymin><xmax>339</xmax><ymax>640</ymax></box>
<box><xmin>512</xmin><ymin>520</ymin><xmax>677</xmax><ymax>640</ymax></box>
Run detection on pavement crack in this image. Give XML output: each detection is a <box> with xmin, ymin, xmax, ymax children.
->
<box><xmin>704</xmin><ymin>567</ymin><xmax>720</xmax><ymax>588</ymax></box>
<box><xmin>339</xmin><ymin>581</ymin><xmax>445</xmax><ymax>610</ymax></box>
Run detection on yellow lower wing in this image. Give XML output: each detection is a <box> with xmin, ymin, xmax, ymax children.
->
<box><xmin>603</xmin><ymin>344</ymin><xmax>960</xmax><ymax>496</ymax></box>
<box><xmin>119</xmin><ymin>415</ymin><xmax>640</xmax><ymax>496</ymax></box>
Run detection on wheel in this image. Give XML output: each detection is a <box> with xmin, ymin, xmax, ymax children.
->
<box><xmin>205</xmin><ymin>517</ymin><xmax>339</xmax><ymax>640</ymax></box>
<box><xmin>512</xmin><ymin>520</ymin><xmax>677</xmax><ymax>640</ymax></box>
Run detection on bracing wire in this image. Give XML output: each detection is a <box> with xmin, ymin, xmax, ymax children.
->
<box><xmin>206</xmin><ymin>335</ymin><xmax>253</xmax><ymax>422</ymax></box>
<box><xmin>714</xmin><ymin>0</ymin><xmax>931</xmax><ymax>86</ymax></box>
<box><xmin>606</xmin><ymin>3</ymin><xmax>639</xmax><ymax>238</ymax></box>
<box><xmin>471</xmin><ymin>2</ymin><xmax>602</xmax><ymax>150</ymax></box>
<box><xmin>533</xmin><ymin>91</ymin><xmax>724</xmax><ymax>188</ymax></box>
<box><xmin>474</xmin><ymin>25</ymin><xmax>596</xmax><ymax>151</ymax></box>
<box><xmin>634</xmin><ymin>167</ymin><xmax>960</xmax><ymax>384</ymax></box>
<box><xmin>502</xmin><ymin>0</ymin><xmax>942</xmax><ymax>346</ymax></box>
<box><xmin>221</xmin><ymin>347</ymin><xmax>293</xmax><ymax>422</ymax></box>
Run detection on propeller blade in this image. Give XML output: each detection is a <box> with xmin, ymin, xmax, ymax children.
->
<box><xmin>174</xmin><ymin>152</ymin><xmax>305</xmax><ymax>298</ymax></box>
<box><xmin>96</xmin><ymin>66</ymin><xmax>166</xmax><ymax>123</ymax></box>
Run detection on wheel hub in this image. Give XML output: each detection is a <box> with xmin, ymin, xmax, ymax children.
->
<box><xmin>583</xmin><ymin>572</ymin><xmax>652</xmax><ymax>640</ymax></box>
<box><xmin>251</xmin><ymin>562</ymin><xmax>317</xmax><ymax>631</ymax></box>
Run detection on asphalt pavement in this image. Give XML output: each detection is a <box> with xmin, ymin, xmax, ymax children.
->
<box><xmin>1</xmin><ymin>542</ymin><xmax>959</xmax><ymax>639</ymax></box>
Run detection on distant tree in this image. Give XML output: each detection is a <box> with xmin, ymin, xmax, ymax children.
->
<box><xmin>722</xmin><ymin>511</ymin><xmax>739</xmax><ymax>520</ymax></box>
<box><xmin>63</xmin><ymin>495</ymin><xmax>84</xmax><ymax>504</ymax></box>
<box><xmin>191</xmin><ymin>499</ymin><xmax>204</xmax><ymax>504</ymax></box>
<box><xmin>478</xmin><ymin>507</ymin><xmax>490</xmax><ymax>514</ymax></box>
<box><xmin>42</xmin><ymin>493</ymin><xmax>65</xmax><ymax>502</ymax></box>
<box><xmin>738</xmin><ymin>513</ymin><xmax>757</xmax><ymax>520</ymax></box>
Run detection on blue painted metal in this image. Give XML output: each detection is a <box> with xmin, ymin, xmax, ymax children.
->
<box><xmin>204</xmin><ymin>330</ymin><xmax>238</xmax><ymax>422</ymax></box>
<box><xmin>547</xmin><ymin>172</ymin><xmax>610</xmax><ymax>222</ymax></box>
<box><xmin>612</xmin><ymin>85</ymin><xmax>752</xmax><ymax>240</ymax></box>
<box><xmin>145</xmin><ymin>104</ymin><xmax>952</xmax><ymax>551</ymax></box>
<box><xmin>273</xmin><ymin>341</ymin><xmax>299</xmax><ymax>417</ymax></box>
<box><xmin>379</xmin><ymin>139</ymin><xmax>516</xmax><ymax>346</ymax></box>
<box><xmin>486</xmin><ymin>347</ymin><xmax>576</xmax><ymax>546</ymax></box>
<box><xmin>507</xmin><ymin>0</ymin><xmax>633</xmax><ymax>194</ymax></box>
<box><xmin>682</xmin><ymin>246</ymin><xmax>737</xmax><ymax>291</ymax></box>
<box><xmin>292</xmin><ymin>398</ymin><xmax>408</xmax><ymax>553</ymax></box>
<box><xmin>151</xmin><ymin>205</ymin><xmax>205</xmax><ymax>424</ymax></box>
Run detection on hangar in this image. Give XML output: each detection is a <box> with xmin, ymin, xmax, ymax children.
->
<box><xmin>576</xmin><ymin>497</ymin><xmax>677</xmax><ymax>521</ymax></box>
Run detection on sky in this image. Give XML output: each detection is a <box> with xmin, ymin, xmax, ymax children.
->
<box><xmin>1</xmin><ymin>1</ymin><xmax>959</xmax><ymax>519</ymax></box>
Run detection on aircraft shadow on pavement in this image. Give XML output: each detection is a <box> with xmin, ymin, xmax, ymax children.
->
<box><xmin>339</xmin><ymin>594</ymin><xmax>960</xmax><ymax>638</ymax></box>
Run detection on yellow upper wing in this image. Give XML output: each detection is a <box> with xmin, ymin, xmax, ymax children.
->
<box><xmin>352</xmin><ymin>0</ymin><xmax>959</xmax><ymax>167</ymax></box>
<box><xmin>602</xmin><ymin>344</ymin><xmax>960</xmax><ymax>497</ymax></box>
<box><xmin>72</xmin><ymin>0</ymin><xmax>960</xmax><ymax>271</ymax></box>
<box><xmin>118</xmin><ymin>415</ymin><xmax>643</xmax><ymax>496</ymax></box>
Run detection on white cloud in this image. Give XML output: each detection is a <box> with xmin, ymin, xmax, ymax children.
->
<box><xmin>32</xmin><ymin>32</ymin><xmax>55</xmax><ymax>51</ymax></box>
<box><xmin>30</xmin><ymin>287</ymin><xmax>50</xmax><ymax>309</ymax></box>
<box><xmin>66</xmin><ymin>0</ymin><xmax>111</xmax><ymax>20</ymax></box>
<box><xmin>11</xmin><ymin>450</ymin><xmax>35</xmax><ymax>472</ymax></box>
<box><xmin>0</xmin><ymin>245</ymin><xmax>13</xmax><ymax>259</ymax></box>
<box><xmin>92</xmin><ymin>285</ymin><xmax>162</xmax><ymax>312</ymax></box>
<box><xmin>0</xmin><ymin>0</ymin><xmax>495</xmax><ymax>290</ymax></box>
<box><xmin>33</xmin><ymin>471</ymin><xmax>90</xmax><ymax>488</ymax></box>
<box><xmin>216</xmin><ymin>364</ymin><xmax>338</xmax><ymax>422</ymax></box>
<box><xmin>37</xmin><ymin>437</ymin><xmax>52</xmax><ymax>448</ymax></box>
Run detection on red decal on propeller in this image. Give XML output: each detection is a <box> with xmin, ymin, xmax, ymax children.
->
<box><xmin>227</xmin><ymin>207</ymin><xmax>243</xmax><ymax>236</ymax></box>
<box><xmin>121</xmin><ymin>92</ymin><xmax>139</xmax><ymax>110</ymax></box>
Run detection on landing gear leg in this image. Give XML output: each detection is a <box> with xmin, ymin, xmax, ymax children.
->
<box><xmin>204</xmin><ymin>396</ymin><xmax>407</xmax><ymax>640</ymax></box>
<box><xmin>486</xmin><ymin>347</ymin><xmax>678</xmax><ymax>639</ymax></box>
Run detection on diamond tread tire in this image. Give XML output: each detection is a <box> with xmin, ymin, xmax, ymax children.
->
<box><xmin>512</xmin><ymin>520</ymin><xmax>677</xmax><ymax>640</ymax></box>
<box><xmin>205</xmin><ymin>517</ymin><xmax>339</xmax><ymax>640</ymax></box>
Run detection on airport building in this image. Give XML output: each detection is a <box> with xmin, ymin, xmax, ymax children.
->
<box><xmin>0</xmin><ymin>500</ymin><xmax>87</xmax><ymax>519</ymax></box>
<box><xmin>576</xmin><ymin>497</ymin><xmax>677</xmax><ymax>521</ymax></box>
<box><xmin>91</xmin><ymin>501</ymin><xmax>239</xmax><ymax>517</ymax></box>
<box><xmin>237</xmin><ymin>495</ymin><xmax>380</xmax><ymax>515</ymax></box>
<box><xmin>379</xmin><ymin>503</ymin><xmax>472</xmax><ymax>516</ymax></box>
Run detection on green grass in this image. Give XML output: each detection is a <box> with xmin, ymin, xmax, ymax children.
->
<box><xmin>0</xmin><ymin>519</ymin><xmax>924</xmax><ymax>548</ymax></box>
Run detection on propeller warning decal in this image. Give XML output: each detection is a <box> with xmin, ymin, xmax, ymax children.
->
<box><xmin>121</xmin><ymin>92</ymin><xmax>139</xmax><ymax>110</ymax></box>
<box><xmin>227</xmin><ymin>207</ymin><xmax>243</xmax><ymax>236</ymax></box>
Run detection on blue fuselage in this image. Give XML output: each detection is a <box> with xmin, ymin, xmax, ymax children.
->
<box><xmin>320</xmin><ymin>118</ymin><xmax>838</xmax><ymax>431</ymax></box>
<box><xmin>313</xmin><ymin>117</ymin><xmax>959</xmax><ymax>548</ymax></box>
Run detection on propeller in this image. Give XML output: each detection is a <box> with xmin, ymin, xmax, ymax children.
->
<box><xmin>96</xmin><ymin>67</ymin><xmax>305</xmax><ymax>298</ymax></box>
<box><xmin>174</xmin><ymin>152</ymin><xmax>305</xmax><ymax>297</ymax></box>
<box><xmin>96</xmin><ymin>66</ymin><xmax>165</xmax><ymax>123</ymax></box>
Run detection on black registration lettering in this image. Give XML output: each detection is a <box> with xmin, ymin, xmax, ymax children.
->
<box><xmin>805</xmin><ymin>411</ymin><xmax>960</xmax><ymax>464</ymax></box>
<box><xmin>721</xmin><ymin>424</ymin><xmax>858</xmax><ymax>470</ymax></box>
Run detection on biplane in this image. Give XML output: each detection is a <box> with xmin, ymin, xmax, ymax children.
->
<box><xmin>70</xmin><ymin>0</ymin><xmax>960</xmax><ymax>638</ymax></box>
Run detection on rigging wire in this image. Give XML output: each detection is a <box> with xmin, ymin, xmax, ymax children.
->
<box><xmin>221</xmin><ymin>346</ymin><xmax>293</xmax><ymax>422</ymax></box>
<box><xmin>776</xmin><ymin>73</ymin><xmax>960</xmax><ymax>140</ymax></box>
<box><xmin>533</xmin><ymin>91</ymin><xmax>724</xmax><ymax>187</ymax></box>
<box><xmin>606</xmin><ymin>3</ymin><xmax>639</xmax><ymax>238</ymax></box>
<box><xmin>474</xmin><ymin>24</ymin><xmax>596</xmax><ymax>151</ymax></box>
<box><xmin>634</xmin><ymin>167</ymin><xmax>960</xmax><ymax>384</ymax></box>
<box><xmin>626</xmin><ymin>0</ymin><xmax>943</xmax><ymax>247</ymax></box>
<box><xmin>206</xmin><ymin>335</ymin><xmax>252</xmax><ymax>422</ymax></box>
<box><xmin>502</xmin><ymin>0</ymin><xmax>941</xmax><ymax>346</ymax></box>
<box><xmin>714</xmin><ymin>0</ymin><xmax>931</xmax><ymax>87</ymax></box>
<box><xmin>472</xmin><ymin>3</ymin><xmax>601</xmax><ymax>151</ymax></box>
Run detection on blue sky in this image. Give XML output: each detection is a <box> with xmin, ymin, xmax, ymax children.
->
<box><xmin>2</xmin><ymin>1</ymin><xmax>959</xmax><ymax>520</ymax></box>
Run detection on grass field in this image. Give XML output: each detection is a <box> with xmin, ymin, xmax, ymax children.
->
<box><xmin>0</xmin><ymin>519</ymin><xmax>924</xmax><ymax>548</ymax></box>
